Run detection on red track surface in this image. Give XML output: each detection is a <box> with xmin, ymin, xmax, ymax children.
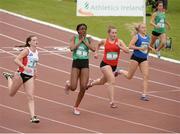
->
<box><xmin>0</xmin><ymin>11</ymin><xmax>180</xmax><ymax>133</ymax></box>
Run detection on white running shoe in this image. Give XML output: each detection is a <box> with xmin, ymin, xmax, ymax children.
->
<box><xmin>110</xmin><ymin>102</ymin><xmax>117</xmax><ymax>108</ymax></box>
<box><xmin>157</xmin><ymin>51</ymin><xmax>161</xmax><ymax>59</ymax></box>
<box><xmin>73</xmin><ymin>107</ymin><xmax>80</xmax><ymax>115</ymax></box>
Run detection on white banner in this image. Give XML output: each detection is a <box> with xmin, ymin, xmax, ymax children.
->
<box><xmin>76</xmin><ymin>0</ymin><xmax>145</xmax><ymax>16</ymax></box>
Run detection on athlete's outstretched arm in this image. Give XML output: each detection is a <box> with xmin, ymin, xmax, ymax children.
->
<box><xmin>117</xmin><ymin>39</ymin><xmax>129</xmax><ymax>53</ymax></box>
<box><xmin>94</xmin><ymin>40</ymin><xmax>105</xmax><ymax>59</ymax></box>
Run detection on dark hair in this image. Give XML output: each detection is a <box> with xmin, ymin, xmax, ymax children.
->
<box><xmin>15</xmin><ymin>35</ymin><xmax>35</xmax><ymax>47</ymax></box>
<box><xmin>76</xmin><ymin>23</ymin><xmax>87</xmax><ymax>31</ymax></box>
<box><xmin>156</xmin><ymin>0</ymin><xmax>163</xmax><ymax>7</ymax></box>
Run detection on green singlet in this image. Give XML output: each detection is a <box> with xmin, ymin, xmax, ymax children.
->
<box><xmin>72</xmin><ymin>35</ymin><xmax>89</xmax><ymax>60</ymax></box>
<box><xmin>153</xmin><ymin>11</ymin><xmax>166</xmax><ymax>33</ymax></box>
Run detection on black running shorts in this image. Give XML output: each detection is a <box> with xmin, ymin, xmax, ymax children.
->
<box><xmin>72</xmin><ymin>59</ymin><xmax>89</xmax><ymax>69</ymax></box>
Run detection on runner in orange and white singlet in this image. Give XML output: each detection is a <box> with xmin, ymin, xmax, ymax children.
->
<box><xmin>2</xmin><ymin>35</ymin><xmax>40</xmax><ymax>123</ymax></box>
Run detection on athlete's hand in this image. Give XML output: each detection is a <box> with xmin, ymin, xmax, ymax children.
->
<box><xmin>77</xmin><ymin>36</ymin><xmax>84</xmax><ymax>45</ymax></box>
<box><xmin>155</xmin><ymin>25</ymin><xmax>161</xmax><ymax>29</ymax></box>
<box><xmin>140</xmin><ymin>46</ymin><xmax>148</xmax><ymax>51</ymax></box>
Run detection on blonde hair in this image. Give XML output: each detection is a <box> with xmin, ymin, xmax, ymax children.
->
<box><xmin>130</xmin><ymin>23</ymin><xmax>145</xmax><ymax>36</ymax></box>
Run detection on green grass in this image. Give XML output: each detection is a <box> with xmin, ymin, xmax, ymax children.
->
<box><xmin>0</xmin><ymin>0</ymin><xmax>179</xmax><ymax>60</ymax></box>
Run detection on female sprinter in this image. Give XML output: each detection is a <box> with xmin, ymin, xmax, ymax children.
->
<box><xmin>117</xmin><ymin>23</ymin><xmax>154</xmax><ymax>101</ymax></box>
<box><xmin>64</xmin><ymin>23</ymin><xmax>95</xmax><ymax>115</ymax></box>
<box><xmin>87</xmin><ymin>26</ymin><xmax>129</xmax><ymax>108</ymax></box>
<box><xmin>2</xmin><ymin>35</ymin><xmax>40</xmax><ymax>123</ymax></box>
<box><xmin>149</xmin><ymin>1</ymin><xmax>170</xmax><ymax>58</ymax></box>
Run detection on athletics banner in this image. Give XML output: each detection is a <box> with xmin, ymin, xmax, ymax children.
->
<box><xmin>76</xmin><ymin>0</ymin><xmax>145</xmax><ymax>16</ymax></box>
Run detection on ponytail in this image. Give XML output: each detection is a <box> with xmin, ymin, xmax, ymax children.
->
<box><xmin>15</xmin><ymin>35</ymin><xmax>35</xmax><ymax>47</ymax></box>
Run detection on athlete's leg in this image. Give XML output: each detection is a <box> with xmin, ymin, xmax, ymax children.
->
<box><xmin>101</xmin><ymin>65</ymin><xmax>117</xmax><ymax>107</ymax></box>
<box><xmin>24</xmin><ymin>77</ymin><xmax>40</xmax><ymax>122</ymax></box>
<box><xmin>23</xmin><ymin>77</ymin><xmax>35</xmax><ymax>118</ymax></box>
<box><xmin>5</xmin><ymin>72</ymin><xmax>23</xmax><ymax>97</ymax></box>
<box><xmin>121</xmin><ymin>60</ymin><xmax>139</xmax><ymax>79</ymax></box>
<box><xmin>74</xmin><ymin>68</ymin><xmax>89</xmax><ymax>108</ymax></box>
<box><xmin>150</xmin><ymin>34</ymin><xmax>158</xmax><ymax>48</ymax></box>
<box><xmin>65</xmin><ymin>68</ymin><xmax>80</xmax><ymax>94</ymax></box>
<box><xmin>139</xmin><ymin>61</ymin><xmax>149</xmax><ymax>95</ymax></box>
<box><xmin>156</xmin><ymin>33</ymin><xmax>166</xmax><ymax>51</ymax></box>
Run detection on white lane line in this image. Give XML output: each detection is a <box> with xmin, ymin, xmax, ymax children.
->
<box><xmin>0</xmin><ymin>102</ymin><xmax>100</xmax><ymax>133</ymax></box>
<box><xmin>0</xmin><ymin>50</ymin><xmax>66</xmax><ymax>53</ymax></box>
<box><xmin>0</xmin><ymin>19</ymin><xmax>180</xmax><ymax>77</ymax></box>
<box><xmin>149</xmin><ymin>89</ymin><xmax>180</xmax><ymax>94</ymax></box>
<box><xmin>1</xmin><ymin>66</ymin><xmax>180</xmax><ymax>120</ymax></box>
<box><xmin>0</xmin><ymin>125</ymin><xmax>24</xmax><ymax>134</ymax></box>
<box><xmin>0</xmin><ymin>84</ymin><xmax>176</xmax><ymax>133</ymax></box>
<box><xmin>1</xmin><ymin>45</ymin><xmax>180</xmax><ymax>104</ymax></box>
<box><xmin>1</xmin><ymin>8</ymin><xmax>180</xmax><ymax>65</ymax></box>
<box><xmin>0</xmin><ymin>33</ymin><xmax>179</xmax><ymax>91</ymax></box>
<box><xmin>0</xmin><ymin>20</ymin><xmax>68</xmax><ymax>45</ymax></box>
<box><xmin>1</xmin><ymin>41</ymin><xmax>180</xmax><ymax>104</ymax></box>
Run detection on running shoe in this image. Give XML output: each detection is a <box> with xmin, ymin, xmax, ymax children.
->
<box><xmin>114</xmin><ymin>67</ymin><xmax>122</xmax><ymax>77</ymax></box>
<box><xmin>30</xmin><ymin>116</ymin><xmax>40</xmax><ymax>123</ymax></box>
<box><xmin>86</xmin><ymin>79</ymin><xmax>94</xmax><ymax>90</ymax></box>
<box><xmin>157</xmin><ymin>51</ymin><xmax>161</xmax><ymax>59</ymax></box>
<box><xmin>110</xmin><ymin>102</ymin><xmax>117</xmax><ymax>108</ymax></box>
<box><xmin>2</xmin><ymin>72</ymin><xmax>14</xmax><ymax>80</ymax></box>
<box><xmin>64</xmin><ymin>80</ymin><xmax>70</xmax><ymax>95</ymax></box>
<box><xmin>140</xmin><ymin>96</ymin><xmax>149</xmax><ymax>101</ymax></box>
<box><xmin>73</xmin><ymin>107</ymin><xmax>80</xmax><ymax>115</ymax></box>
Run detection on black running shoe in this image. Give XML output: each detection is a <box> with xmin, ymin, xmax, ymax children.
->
<box><xmin>140</xmin><ymin>96</ymin><xmax>149</xmax><ymax>101</ymax></box>
<box><xmin>30</xmin><ymin>116</ymin><xmax>40</xmax><ymax>123</ymax></box>
<box><xmin>2</xmin><ymin>72</ymin><xmax>14</xmax><ymax>80</ymax></box>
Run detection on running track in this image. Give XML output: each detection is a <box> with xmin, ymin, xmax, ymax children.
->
<box><xmin>0</xmin><ymin>10</ymin><xmax>180</xmax><ymax>133</ymax></box>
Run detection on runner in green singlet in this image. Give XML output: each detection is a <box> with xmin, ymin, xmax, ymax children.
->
<box><xmin>64</xmin><ymin>23</ymin><xmax>95</xmax><ymax>115</ymax></box>
<box><xmin>149</xmin><ymin>1</ymin><xmax>170</xmax><ymax>58</ymax></box>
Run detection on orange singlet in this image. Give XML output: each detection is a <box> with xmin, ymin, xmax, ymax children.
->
<box><xmin>102</xmin><ymin>38</ymin><xmax>120</xmax><ymax>66</ymax></box>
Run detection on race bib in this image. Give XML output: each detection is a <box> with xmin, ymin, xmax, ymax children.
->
<box><xmin>106</xmin><ymin>52</ymin><xmax>118</xmax><ymax>60</ymax></box>
<box><xmin>76</xmin><ymin>50</ymin><xmax>88</xmax><ymax>57</ymax></box>
<box><xmin>140</xmin><ymin>42</ymin><xmax>149</xmax><ymax>54</ymax></box>
<box><xmin>157</xmin><ymin>19</ymin><xmax>165</xmax><ymax>28</ymax></box>
<box><xmin>28</xmin><ymin>60</ymin><xmax>37</xmax><ymax>68</ymax></box>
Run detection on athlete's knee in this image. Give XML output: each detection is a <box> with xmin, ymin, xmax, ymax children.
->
<box><xmin>106</xmin><ymin>79</ymin><xmax>115</xmax><ymax>85</ymax></box>
<box><xmin>9</xmin><ymin>91</ymin><xmax>16</xmax><ymax>97</ymax></box>
<box><xmin>70</xmin><ymin>86</ymin><xmax>77</xmax><ymax>91</ymax></box>
<box><xmin>9</xmin><ymin>88</ymin><xmax>17</xmax><ymax>97</ymax></box>
<box><xmin>98</xmin><ymin>78</ymin><xmax>106</xmax><ymax>85</ymax></box>
<box><xmin>69</xmin><ymin>83</ymin><xmax>77</xmax><ymax>91</ymax></box>
<box><xmin>126</xmin><ymin>74</ymin><xmax>133</xmax><ymax>79</ymax></box>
